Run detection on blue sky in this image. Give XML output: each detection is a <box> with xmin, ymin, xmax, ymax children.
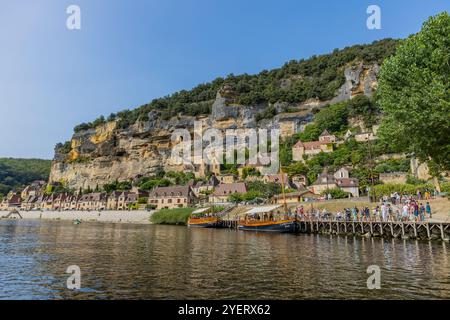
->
<box><xmin>0</xmin><ymin>0</ymin><xmax>448</xmax><ymax>159</ymax></box>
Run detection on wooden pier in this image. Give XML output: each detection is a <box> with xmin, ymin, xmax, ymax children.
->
<box><xmin>296</xmin><ymin>220</ymin><xmax>450</xmax><ymax>241</ymax></box>
<box><xmin>217</xmin><ymin>219</ymin><xmax>450</xmax><ymax>241</ymax></box>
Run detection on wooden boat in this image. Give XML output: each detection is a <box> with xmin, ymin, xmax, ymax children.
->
<box><xmin>188</xmin><ymin>216</ymin><xmax>220</xmax><ymax>228</ymax></box>
<box><xmin>188</xmin><ymin>207</ymin><xmax>220</xmax><ymax>228</ymax></box>
<box><xmin>238</xmin><ymin>168</ymin><xmax>297</xmax><ymax>233</ymax></box>
<box><xmin>238</xmin><ymin>219</ymin><xmax>296</xmax><ymax>232</ymax></box>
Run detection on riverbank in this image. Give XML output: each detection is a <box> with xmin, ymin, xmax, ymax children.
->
<box><xmin>0</xmin><ymin>210</ymin><xmax>153</xmax><ymax>224</ymax></box>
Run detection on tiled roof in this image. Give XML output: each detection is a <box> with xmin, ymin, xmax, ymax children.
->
<box><xmin>336</xmin><ymin>178</ymin><xmax>359</xmax><ymax>187</ymax></box>
<box><xmin>294</xmin><ymin>140</ymin><xmax>325</xmax><ymax>150</ymax></box>
<box><xmin>213</xmin><ymin>183</ymin><xmax>247</xmax><ymax>196</ymax></box>
<box><xmin>150</xmin><ymin>186</ymin><xmax>193</xmax><ymax>198</ymax></box>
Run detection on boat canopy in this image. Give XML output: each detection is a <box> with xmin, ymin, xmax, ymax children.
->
<box><xmin>192</xmin><ymin>207</ymin><xmax>211</xmax><ymax>214</ymax></box>
<box><xmin>245</xmin><ymin>205</ymin><xmax>282</xmax><ymax>215</ymax></box>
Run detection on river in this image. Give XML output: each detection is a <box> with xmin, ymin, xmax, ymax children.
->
<box><xmin>0</xmin><ymin>220</ymin><xmax>449</xmax><ymax>299</ymax></box>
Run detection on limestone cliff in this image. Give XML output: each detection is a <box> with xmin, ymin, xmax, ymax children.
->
<box><xmin>49</xmin><ymin>62</ymin><xmax>381</xmax><ymax>190</ymax></box>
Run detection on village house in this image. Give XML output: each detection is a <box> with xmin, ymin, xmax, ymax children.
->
<box><xmin>261</xmin><ymin>173</ymin><xmax>291</xmax><ymax>188</ymax></box>
<box><xmin>355</xmin><ymin>132</ymin><xmax>377</xmax><ymax>142</ymax></box>
<box><xmin>53</xmin><ymin>193</ymin><xmax>70</xmax><ymax>211</ymax></box>
<box><xmin>209</xmin><ymin>182</ymin><xmax>247</xmax><ymax>203</ymax></box>
<box><xmin>148</xmin><ymin>186</ymin><xmax>197</xmax><ymax>210</ymax></box>
<box><xmin>292</xmin><ymin>130</ymin><xmax>336</xmax><ymax>162</ymax></box>
<box><xmin>34</xmin><ymin>195</ymin><xmax>45</xmax><ymax>210</ymax></box>
<box><xmin>310</xmin><ymin>167</ymin><xmax>360</xmax><ymax>197</ymax></box>
<box><xmin>107</xmin><ymin>191</ymin><xmax>122</xmax><ymax>210</ymax></box>
<box><xmin>272</xmin><ymin>189</ymin><xmax>318</xmax><ymax>204</ymax></box>
<box><xmin>90</xmin><ymin>192</ymin><xmax>108</xmax><ymax>210</ymax></box>
<box><xmin>291</xmin><ymin>174</ymin><xmax>308</xmax><ymax>189</ymax></box>
<box><xmin>0</xmin><ymin>194</ymin><xmax>22</xmax><ymax>211</ymax></box>
<box><xmin>68</xmin><ymin>194</ymin><xmax>80</xmax><ymax>210</ymax></box>
<box><xmin>191</xmin><ymin>175</ymin><xmax>220</xmax><ymax>196</ymax></box>
<box><xmin>20</xmin><ymin>181</ymin><xmax>46</xmax><ymax>199</ymax></box>
<box><xmin>237</xmin><ymin>159</ymin><xmax>267</xmax><ymax>178</ymax></box>
<box><xmin>218</xmin><ymin>173</ymin><xmax>238</xmax><ymax>184</ymax></box>
<box><xmin>77</xmin><ymin>194</ymin><xmax>92</xmax><ymax>211</ymax></box>
<box><xmin>42</xmin><ymin>194</ymin><xmax>56</xmax><ymax>210</ymax></box>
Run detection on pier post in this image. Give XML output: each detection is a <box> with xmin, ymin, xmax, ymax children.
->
<box><xmin>426</xmin><ymin>223</ymin><xmax>430</xmax><ymax>239</ymax></box>
<box><xmin>337</xmin><ymin>222</ymin><xmax>340</xmax><ymax>235</ymax></box>
<box><xmin>369</xmin><ymin>222</ymin><xmax>373</xmax><ymax>236</ymax></box>
<box><xmin>352</xmin><ymin>222</ymin><xmax>355</xmax><ymax>234</ymax></box>
<box><xmin>401</xmin><ymin>223</ymin><xmax>405</xmax><ymax>237</ymax></box>
<box><xmin>440</xmin><ymin>224</ymin><xmax>445</xmax><ymax>241</ymax></box>
<box><xmin>380</xmin><ymin>222</ymin><xmax>383</xmax><ymax>236</ymax></box>
<box><xmin>390</xmin><ymin>223</ymin><xmax>394</xmax><ymax>237</ymax></box>
<box><xmin>413</xmin><ymin>223</ymin><xmax>417</xmax><ymax>238</ymax></box>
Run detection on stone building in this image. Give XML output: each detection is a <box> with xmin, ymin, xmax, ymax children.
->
<box><xmin>292</xmin><ymin>130</ymin><xmax>335</xmax><ymax>162</ymax></box>
<box><xmin>148</xmin><ymin>186</ymin><xmax>197</xmax><ymax>210</ymax></box>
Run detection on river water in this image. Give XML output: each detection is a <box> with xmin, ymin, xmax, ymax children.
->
<box><xmin>0</xmin><ymin>220</ymin><xmax>449</xmax><ymax>299</ymax></box>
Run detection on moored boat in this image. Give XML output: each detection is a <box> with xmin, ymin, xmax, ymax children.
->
<box><xmin>238</xmin><ymin>219</ymin><xmax>296</xmax><ymax>232</ymax></box>
<box><xmin>238</xmin><ymin>205</ymin><xmax>297</xmax><ymax>233</ymax></box>
<box><xmin>187</xmin><ymin>207</ymin><xmax>220</xmax><ymax>228</ymax></box>
<box><xmin>188</xmin><ymin>216</ymin><xmax>220</xmax><ymax>228</ymax></box>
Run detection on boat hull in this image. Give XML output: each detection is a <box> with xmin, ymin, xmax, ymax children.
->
<box><xmin>188</xmin><ymin>217</ymin><xmax>220</xmax><ymax>228</ymax></box>
<box><xmin>238</xmin><ymin>220</ymin><xmax>296</xmax><ymax>233</ymax></box>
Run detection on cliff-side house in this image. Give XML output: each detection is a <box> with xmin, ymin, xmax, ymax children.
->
<box><xmin>292</xmin><ymin>130</ymin><xmax>336</xmax><ymax>162</ymax></box>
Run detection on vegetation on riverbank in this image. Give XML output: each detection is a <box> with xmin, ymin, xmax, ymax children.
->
<box><xmin>150</xmin><ymin>207</ymin><xmax>195</xmax><ymax>225</ymax></box>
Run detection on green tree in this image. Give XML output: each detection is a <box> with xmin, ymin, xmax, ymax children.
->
<box><xmin>378</xmin><ymin>12</ymin><xmax>450</xmax><ymax>173</ymax></box>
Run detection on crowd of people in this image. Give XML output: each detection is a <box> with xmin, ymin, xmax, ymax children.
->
<box><xmin>292</xmin><ymin>193</ymin><xmax>433</xmax><ymax>222</ymax></box>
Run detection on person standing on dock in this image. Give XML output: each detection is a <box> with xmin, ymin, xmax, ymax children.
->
<box><xmin>426</xmin><ymin>202</ymin><xmax>432</xmax><ymax>219</ymax></box>
<box><xmin>402</xmin><ymin>204</ymin><xmax>409</xmax><ymax>222</ymax></box>
<box><xmin>419</xmin><ymin>203</ymin><xmax>426</xmax><ymax>221</ymax></box>
<box><xmin>381</xmin><ymin>203</ymin><xmax>387</xmax><ymax>222</ymax></box>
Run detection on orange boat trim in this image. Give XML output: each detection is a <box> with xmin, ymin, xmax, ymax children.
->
<box><xmin>239</xmin><ymin>219</ymin><xmax>295</xmax><ymax>227</ymax></box>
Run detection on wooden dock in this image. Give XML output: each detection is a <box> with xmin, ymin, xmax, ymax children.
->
<box><xmin>296</xmin><ymin>219</ymin><xmax>450</xmax><ymax>241</ymax></box>
<box><xmin>217</xmin><ymin>219</ymin><xmax>450</xmax><ymax>241</ymax></box>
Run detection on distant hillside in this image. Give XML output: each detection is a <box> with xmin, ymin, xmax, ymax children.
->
<box><xmin>0</xmin><ymin>158</ymin><xmax>51</xmax><ymax>195</ymax></box>
<box><xmin>50</xmin><ymin>38</ymin><xmax>402</xmax><ymax>190</ymax></box>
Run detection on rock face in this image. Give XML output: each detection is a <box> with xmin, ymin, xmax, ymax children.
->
<box><xmin>49</xmin><ymin>63</ymin><xmax>381</xmax><ymax>190</ymax></box>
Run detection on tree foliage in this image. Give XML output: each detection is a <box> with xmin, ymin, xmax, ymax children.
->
<box><xmin>72</xmin><ymin>39</ymin><xmax>398</xmax><ymax>133</ymax></box>
<box><xmin>0</xmin><ymin>158</ymin><xmax>51</xmax><ymax>195</ymax></box>
<box><xmin>378</xmin><ymin>12</ymin><xmax>450</xmax><ymax>173</ymax></box>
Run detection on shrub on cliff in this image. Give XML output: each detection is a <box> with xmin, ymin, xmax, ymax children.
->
<box><xmin>70</xmin><ymin>39</ymin><xmax>398</xmax><ymax>134</ymax></box>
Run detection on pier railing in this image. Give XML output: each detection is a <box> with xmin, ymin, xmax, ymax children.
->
<box><xmin>296</xmin><ymin>219</ymin><xmax>450</xmax><ymax>241</ymax></box>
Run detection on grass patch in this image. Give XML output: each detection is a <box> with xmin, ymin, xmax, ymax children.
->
<box><xmin>150</xmin><ymin>207</ymin><xmax>195</xmax><ymax>225</ymax></box>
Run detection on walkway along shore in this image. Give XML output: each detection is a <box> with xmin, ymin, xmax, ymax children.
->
<box><xmin>0</xmin><ymin>210</ymin><xmax>154</xmax><ymax>224</ymax></box>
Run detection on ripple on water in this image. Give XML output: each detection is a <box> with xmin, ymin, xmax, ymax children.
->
<box><xmin>0</xmin><ymin>220</ymin><xmax>449</xmax><ymax>299</ymax></box>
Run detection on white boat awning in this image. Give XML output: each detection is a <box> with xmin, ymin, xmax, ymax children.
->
<box><xmin>245</xmin><ymin>205</ymin><xmax>282</xmax><ymax>215</ymax></box>
<box><xmin>192</xmin><ymin>207</ymin><xmax>211</xmax><ymax>214</ymax></box>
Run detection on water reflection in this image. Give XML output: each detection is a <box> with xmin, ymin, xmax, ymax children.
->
<box><xmin>0</xmin><ymin>220</ymin><xmax>449</xmax><ymax>299</ymax></box>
